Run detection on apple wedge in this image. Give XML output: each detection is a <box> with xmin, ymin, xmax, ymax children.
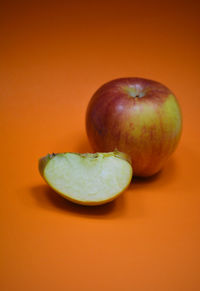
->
<box><xmin>39</xmin><ymin>151</ymin><xmax>133</xmax><ymax>205</ymax></box>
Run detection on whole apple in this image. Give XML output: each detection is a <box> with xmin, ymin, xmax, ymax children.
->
<box><xmin>86</xmin><ymin>78</ymin><xmax>182</xmax><ymax>177</ymax></box>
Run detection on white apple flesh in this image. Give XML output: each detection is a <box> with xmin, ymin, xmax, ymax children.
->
<box><xmin>39</xmin><ymin>151</ymin><xmax>133</xmax><ymax>205</ymax></box>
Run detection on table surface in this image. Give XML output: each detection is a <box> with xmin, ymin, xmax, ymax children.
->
<box><xmin>1</xmin><ymin>1</ymin><xmax>200</xmax><ymax>290</ymax></box>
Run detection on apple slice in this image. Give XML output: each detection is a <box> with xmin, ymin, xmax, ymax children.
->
<box><xmin>39</xmin><ymin>151</ymin><xmax>133</xmax><ymax>205</ymax></box>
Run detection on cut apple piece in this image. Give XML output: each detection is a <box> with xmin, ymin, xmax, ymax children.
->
<box><xmin>39</xmin><ymin>151</ymin><xmax>133</xmax><ymax>205</ymax></box>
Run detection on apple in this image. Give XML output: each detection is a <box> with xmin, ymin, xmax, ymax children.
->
<box><xmin>39</xmin><ymin>151</ymin><xmax>133</xmax><ymax>205</ymax></box>
<box><xmin>86</xmin><ymin>78</ymin><xmax>182</xmax><ymax>177</ymax></box>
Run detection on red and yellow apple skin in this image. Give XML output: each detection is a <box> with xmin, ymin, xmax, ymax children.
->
<box><xmin>86</xmin><ymin>78</ymin><xmax>182</xmax><ymax>177</ymax></box>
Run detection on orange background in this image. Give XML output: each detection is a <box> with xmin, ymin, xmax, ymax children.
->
<box><xmin>1</xmin><ymin>1</ymin><xmax>200</xmax><ymax>290</ymax></box>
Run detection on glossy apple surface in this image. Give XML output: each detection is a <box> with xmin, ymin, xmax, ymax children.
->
<box><xmin>86</xmin><ymin>78</ymin><xmax>182</xmax><ymax>177</ymax></box>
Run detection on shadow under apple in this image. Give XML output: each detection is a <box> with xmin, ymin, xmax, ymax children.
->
<box><xmin>130</xmin><ymin>156</ymin><xmax>178</xmax><ymax>191</ymax></box>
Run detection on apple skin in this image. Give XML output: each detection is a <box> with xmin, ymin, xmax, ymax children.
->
<box><xmin>86</xmin><ymin>78</ymin><xmax>182</xmax><ymax>177</ymax></box>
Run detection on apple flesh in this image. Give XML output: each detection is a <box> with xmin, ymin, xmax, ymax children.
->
<box><xmin>39</xmin><ymin>151</ymin><xmax>133</xmax><ymax>205</ymax></box>
<box><xmin>86</xmin><ymin>78</ymin><xmax>182</xmax><ymax>177</ymax></box>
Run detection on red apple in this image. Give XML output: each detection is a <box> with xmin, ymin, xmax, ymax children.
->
<box><xmin>86</xmin><ymin>78</ymin><xmax>182</xmax><ymax>177</ymax></box>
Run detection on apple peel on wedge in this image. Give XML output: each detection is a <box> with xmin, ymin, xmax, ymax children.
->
<box><xmin>39</xmin><ymin>151</ymin><xmax>133</xmax><ymax>205</ymax></box>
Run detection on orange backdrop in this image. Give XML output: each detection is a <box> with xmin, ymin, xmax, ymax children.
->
<box><xmin>1</xmin><ymin>0</ymin><xmax>200</xmax><ymax>290</ymax></box>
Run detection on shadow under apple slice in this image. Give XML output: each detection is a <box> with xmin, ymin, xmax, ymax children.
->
<box><xmin>30</xmin><ymin>184</ymin><xmax>127</xmax><ymax>219</ymax></box>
